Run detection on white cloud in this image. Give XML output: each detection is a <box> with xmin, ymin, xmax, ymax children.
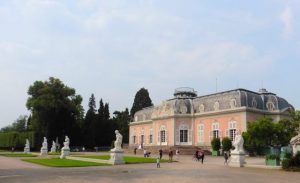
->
<box><xmin>280</xmin><ymin>6</ymin><xmax>293</xmax><ymax>39</ymax></box>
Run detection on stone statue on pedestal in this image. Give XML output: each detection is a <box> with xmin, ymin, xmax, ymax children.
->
<box><xmin>290</xmin><ymin>124</ymin><xmax>300</xmax><ymax>155</ymax></box>
<box><xmin>111</xmin><ymin>130</ymin><xmax>123</xmax><ymax>151</ymax></box>
<box><xmin>40</xmin><ymin>137</ymin><xmax>48</xmax><ymax>156</ymax></box>
<box><xmin>24</xmin><ymin>139</ymin><xmax>30</xmax><ymax>154</ymax></box>
<box><xmin>50</xmin><ymin>141</ymin><xmax>56</xmax><ymax>153</ymax></box>
<box><xmin>229</xmin><ymin>131</ymin><xmax>246</xmax><ymax>167</ymax></box>
<box><xmin>109</xmin><ymin>130</ymin><xmax>124</xmax><ymax>165</ymax></box>
<box><xmin>60</xmin><ymin>136</ymin><xmax>70</xmax><ymax>159</ymax></box>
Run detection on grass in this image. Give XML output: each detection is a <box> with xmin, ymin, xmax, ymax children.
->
<box><xmin>77</xmin><ymin>155</ymin><xmax>170</xmax><ymax>164</ymax></box>
<box><xmin>0</xmin><ymin>153</ymin><xmax>38</xmax><ymax>157</ymax></box>
<box><xmin>23</xmin><ymin>158</ymin><xmax>110</xmax><ymax>167</ymax></box>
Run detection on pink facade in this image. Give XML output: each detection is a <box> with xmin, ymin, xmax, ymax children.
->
<box><xmin>129</xmin><ymin>88</ymin><xmax>293</xmax><ymax>148</ymax></box>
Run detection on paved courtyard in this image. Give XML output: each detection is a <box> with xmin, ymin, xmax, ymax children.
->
<box><xmin>1</xmin><ymin>153</ymin><xmax>300</xmax><ymax>183</ymax></box>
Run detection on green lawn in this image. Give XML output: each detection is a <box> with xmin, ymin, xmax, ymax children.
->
<box><xmin>77</xmin><ymin>155</ymin><xmax>169</xmax><ymax>164</ymax></box>
<box><xmin>23</xmin><ymin>158</ymin><xmax>110</xmax><ymax>167</ymax></box>
<box><xmin>0</xmin><ymin>153</ymin><xmax>38</xmax><ymax>157</ymax></box>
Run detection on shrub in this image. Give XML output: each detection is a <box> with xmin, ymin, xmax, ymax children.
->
<box><xmin>293</xmin><ymin>152</ymin><xmax>300</xmax><ymax>166</ymax></box>
<box><xmin>282</xmin><ymin>159</ymin><xmax>291</xmax><ymax>170</ymax></box>
<box><xmin>266</xmin><ymin>154</ymin><xmax>280</xmax><ymax>161</ymax></box>
<box><xmin>211</xmin><ymin>138</ymin><xmax>221</xmax><ymax>151</ymax></box>
<box><xmin>222</xmin><ymin>137</ymin><xmax>232</xmax><ymax>151</ymax></box>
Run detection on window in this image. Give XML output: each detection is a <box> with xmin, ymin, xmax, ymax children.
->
<box><xmin>214</xmin><ymin>101</ymin><xmax>220</xmax><ymax>111</ymax></box>
<box><xmin>252</xmin><ymin>98</ymin><xmax>257</xmax><ymax>108</ymax></box>
<box><xmin>133</xmin><ymin>136</ymin><xmax>136</xmax><ymax>144</ymax></box>
<box><xmin>230</xmin><ymin>99</ymin><xmax>237</xmax><ymax>109</ymax></box>
<box><xmin>229</xmin><ymin>129</ymin><xmax>236</xmax><ymax>141</ymax></box>
<box><xmin>141</xmin><ymin>135</ymin><xmax>144</xmax><ymax>144</ymax></box>
<box><xmin>213</xmin><ymin>130</ymin><xmax>219</xmax><ymax>138</ymax></box>
<box><xmin>197</xmin><ymin>124</ymin><xmax>204</xmax><ymax>143</ymax></box>
<box><xmin>212</xmin><ymin>122</ymin><xmax>219</xmax><ymax>138</ymax></box>
<box><xmin>267</xmin><ymin>102</ymin><xmax>275</xmax><ymax>111</ymax></box>
<box><xmin>160</xmin><ymin>130</ymin><xmax>166</xmax><ymax>142</ymax></box>
<box><xmin>149</xmin><ymin>134</ymin><xmax>153</xmax><ymax>144</ymax></box>
<box><xmin>180</xmin><ymin>130</ymin><xmax>188</xmax><ymax>142</ymax></box>
<box><xmin>228</xmin><ymin>121</ymin><xmax>236</xmax><ymax>141</ymax></box>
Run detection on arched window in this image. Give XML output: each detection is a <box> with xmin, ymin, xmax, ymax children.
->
<box><xmin>252</xmin><ymin>97</ymin><xmax>257</xmax><ymax>108</ymax></box>
<box><xmin>267</xmin><ymin>102</ymin><xmax>275</xmax><ymax>111</ymax></box>
<box><xmin>199</xmin><ymin>104</ymin><xmax>205</xmax><ymax>113</ymax></box>
<box><xmin>214</xmin><ymin>101</ymin><xmax>220</xmax><ymax>111</ymax></box>
<box><xmin>230</xmin><ymin>99</ymin><xmax>237</xmax><ymax>109</ymax></box>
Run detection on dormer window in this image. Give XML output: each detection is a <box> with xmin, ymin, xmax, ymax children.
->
<box><xmin>252</xmin><ymin>98</ymin><xmax>257</xmax><ymax>108</ymax></box>
<box><xmin>267</xmin><ymin>102</ymin><xmax>275</xmax><ymax>111</ymax></box>
<box><xmin>230</xmin><ymin>99</ymin><xmax>237</xmax><ymax>109</ymax></box>
<box><xmin>214</xmin><ymin>101</ymin><xmax>220</xmax><ymax>111</ymax></box>
<box><xmin>199</xmin><ymin>104</ymin><xmax>205</xmax><ymax>113</ymax></box>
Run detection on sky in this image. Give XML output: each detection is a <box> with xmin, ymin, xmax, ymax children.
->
<box><xmin>0</xmin><ymin>0</ymin><xmax>300</xmax><ymax>128</ymax></box>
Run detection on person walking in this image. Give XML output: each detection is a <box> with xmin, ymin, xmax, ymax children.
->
<box><xmin>199</xmin><ymin>150</ymin><xmax>205</xmax><ymax>164</ymax></box>
<box><xmin>156</xmin><ymin>157</ymin><xmax>160</xmax><ymax>168</ymax></box>
<box><xmin>224</xmin><ymin>151</ymin><xmax>229</xmax><ymax>165</ymax></box>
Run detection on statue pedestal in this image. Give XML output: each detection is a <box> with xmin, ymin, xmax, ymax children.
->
<box><xmin>40</xmin><ymin>147</ymin><xmax>48</xmax><ymax>156</ymax></box>
<box><xmin>24</xmin><ymin>147</ymin><xmax>30</xmax><ymax>154</ymax></box>
<box><xmin>109</xmin><ymin>150</ymin><xmax>125</xmax><ymax>165</ymax></box>
<box><xmin>229</xmin><ymin>151</ymin><xmax>246</xmax><ymax>167</ymax></box>
<box><xmin>60</xmin><ymin>147</ymin><xmax>70</xmax><ymax>159</ymax></box>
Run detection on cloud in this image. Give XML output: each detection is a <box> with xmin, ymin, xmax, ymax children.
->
<box><xmin>280</xmin><ymin>6</ymin><xmax>293</xmax><ymax>39</ymax></box>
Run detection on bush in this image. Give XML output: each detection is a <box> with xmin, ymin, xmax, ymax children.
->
<box><xmin>282</xmin><ymin>159</ymin><xmax>291</xmax><ymax>170</ymax></box>
<box><xmin>294</xmin><ymin>152</ymin><xmax>300</xmax><ymax>166</ymax></box>
<box><xmin>0</xmin><ymin>132</ymin><xmax>35</xmax><ymax>149</ymax></box>
<box><xmin>266</xmin><ymin>154</ymin><xmax>280</xmax><ymax>161</ymax></box>
<box><xmin>211</xmin><ymin>138</ymin><xmax>221</xmax><ymax>151</ymax></box>
<box><xmin>222</xmin><ymin>137</ymin><xmax>232</xmax><ymax>151</ymax></box>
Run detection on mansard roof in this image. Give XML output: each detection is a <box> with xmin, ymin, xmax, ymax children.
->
<box><xmin>132</xmin><ymin>88</ymin><xmax>294</xmax><ymax>122</ymax></box>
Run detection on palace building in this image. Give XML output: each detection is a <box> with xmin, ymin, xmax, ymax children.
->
<box><xmin>129</xmin><ymin>87</ymin><xmax>294</xmax><ymax>149</ymax></box>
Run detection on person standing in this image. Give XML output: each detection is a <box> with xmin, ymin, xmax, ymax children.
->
<box><xmin>168</xmin><ymin>150</ymin><xmax>173</xmax><ymax>162</ymax></box>
<box><xmin>134</xmin><ymin>147</ymin><xmax>137</xmax><ymax>155</ymax></box>
<box><xmin>159</xmin><ymin>149</ymin><xmax>163</xmax><ymax>159</ymax></box>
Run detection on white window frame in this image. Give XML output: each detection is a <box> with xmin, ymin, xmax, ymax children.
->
<box><xmin>197</xmin><ymin>124</ymin><xmax>205</xmax><ymax>145</ymax></box>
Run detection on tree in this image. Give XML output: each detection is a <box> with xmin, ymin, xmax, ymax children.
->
<box><xmin>26</xmin><ymin>77</ymin><xmax>84</xmax><ymax>147</ymax></box>
<box><xmin>222</xmin><ymin>137</ymin><xmax>232</xmax><ymax>151</ymax></box>
<box><xmin>113</xmin><ymin>108</ymin><xmax>131</xmax><ymax>143</ymax></box>
<box><xmin>0</xmin><ymin>115</ymin><xmax>28</xmax><ymax>133</ymax></box>
<box><xmin>130</xmin><ymin>88</ymin><xmax>153</xmax><ymax>117</ymax></box>
<box><xmin>83</xmin><ymin>94</ymin><xmax>97</xmax><ymax>148</ymax></box>
<box><xmin>211</xmin><ymin>138</ymin><xmax>221</xmax><ymax>151</ymax></box>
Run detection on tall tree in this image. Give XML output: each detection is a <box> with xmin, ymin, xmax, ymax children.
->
<box><xmin>26</xmin><ymin>77</ymin><xmax>84</xmax><ymax>147</ymax></box>
<box><xmin>130</xmin><ymin>88</ymin><xmax>153</xmax><ymax>117</ymax></box>
<box><xmin>83</xmin><ymin>94</ymin><xmax>97</xmax><ymax>148</ymax></box>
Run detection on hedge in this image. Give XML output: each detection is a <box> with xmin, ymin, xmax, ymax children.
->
<box><xmin>0</xmin><ymin>131</ymin><xmax>35</xmax><ymax>149</ymax></box>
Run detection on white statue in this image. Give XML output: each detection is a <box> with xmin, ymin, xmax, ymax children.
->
<box><xmin>50</xmin><ymin>141</ymin><xmax>56</xmax><ymax>153</ymax></box>
<box><xmin>24</xmin><ymin>139</ymin><xmax>30</xmax><ymax>153</ymax></box>
<box><xmin>63</xmin><ymin>136</ymin><xmax>70</xmax><ymax>149</ymax></box>
<box><xmin>60</xmin><ymin>136</ymin><xmax>70</xmax><ymax>159</ymax></box>
<box><xmin>40</xmin><ymin>137</ymin><xmax>48</xmax><ymax>156</ymax></box>
<box><xmin>111</xmin><ymin>130</ymin><xmax>123</xmax><ymax>151</ymax></box>
<box><xmin>109</xmin><ymin>130</ymin><xmax>125</xmax><ymax>165</ymax></box>
<box><xmin>232</xmin><ymin>131</ymin><xmax>245</xmax><ymax>154</ymax></box>
<box><xmin>229</xmin><ymin>131</ymin><xmax>246</xmax><ymax>167</ymax></box>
